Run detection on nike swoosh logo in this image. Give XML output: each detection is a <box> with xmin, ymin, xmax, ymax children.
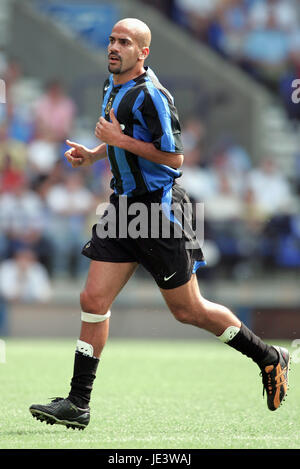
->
<box><xmin>164</xmin><ymin>272</ymin><xmax>177</xmax><ymax>282</ymax></box>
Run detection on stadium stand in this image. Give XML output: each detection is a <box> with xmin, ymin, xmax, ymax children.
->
<box><xmin>0</xmin><ymin>0</ymin><xmax>299</xmax><ymax>338</ymax></box>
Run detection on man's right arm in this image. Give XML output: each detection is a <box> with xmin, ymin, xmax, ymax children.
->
<box><xmin>90</xmin><ymin>143</ymin><xmax>108</xmax><ymax>163</ymax></box>
<box><xmin>65</xmin><ymin>140</ymin><xmax>107</xmax><ymax>168</ymax></box>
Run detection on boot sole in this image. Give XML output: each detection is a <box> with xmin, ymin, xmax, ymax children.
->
<box><xmin>29</xmin><ymin>408</ymin><xmax>88</xmax><ymax>430</ymax></box>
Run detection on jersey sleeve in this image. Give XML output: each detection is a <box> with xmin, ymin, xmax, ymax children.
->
<box><xmin>140</xmin><ymin>86</ymin><xmax>184</xmax><ymax>154</ymax></box>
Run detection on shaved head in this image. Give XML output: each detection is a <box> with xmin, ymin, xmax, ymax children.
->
<box><xmin>113</xmin><ymin>18</ymin><xmax>151</xmax><ymax>48</ymax></box>
<box><xmin>108</xmin><ymin>18</ymin><xmax>151</xmax><ymax>83</ymax></box>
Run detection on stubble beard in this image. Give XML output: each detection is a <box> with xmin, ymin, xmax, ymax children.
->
<box><xmin>108</xmin><ymin>64</ymin><xmax>121</xmax><ymax>74</ymax></box>
<box><xmin>108</xmin><ymin>57</ymin><xmax>123</xmax><ymax>74</ymax></box>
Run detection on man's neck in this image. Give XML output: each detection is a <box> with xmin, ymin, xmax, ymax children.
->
<box><xmin>113</xmin><ymin>66</ymin><xmax>146</xmax><ymax>85</ymax></box>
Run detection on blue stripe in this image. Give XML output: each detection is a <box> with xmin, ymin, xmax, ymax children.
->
<box><xmin>137</xmin><ymin>158</ymin><xmax>178</xmax><ymax>192</ymax></box>
<box><xmin>101</xmin><ymin>77</ymin><xmax>114</xmax><ymax>176</ymax></box>
<box><xmin>144</xmin><ymin>81</ymin><xmax>175</xmax><ymax>152</ymax></box>
<box><xmin>192</xmin><ymin>260</ymin><xmax>207</xmax><ymax>273</ymax></box>
<box><xmin>161</xmin><ymin>184</ymin><xmax>182</xmax><ymax>228</ymax></box>
<box><xmin>132</xmin><ymin>90</ymin><xmax>147</xmax><ymax>127</ymax></box>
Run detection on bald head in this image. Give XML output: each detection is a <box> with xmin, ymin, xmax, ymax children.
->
<box><xmin>113</xmin><ymin>18</ymin><xmax>151</xmax><ymax>49</ymax></box>
<box><xmin>108</xmin><ymin>18</ymin><xmax>151</xmax><ymax>82</ymax></box>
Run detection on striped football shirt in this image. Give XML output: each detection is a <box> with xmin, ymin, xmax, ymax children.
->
<box><xmin>101</xmin><ymin>66</ymin><xmax>183</xmax><ymax>196</ymax></box>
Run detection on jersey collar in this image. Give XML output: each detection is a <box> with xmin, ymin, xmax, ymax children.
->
<box><xmin>110</xmin><ymin>66</ymin><xmax>152</xmax><ymax>89</ymax></box>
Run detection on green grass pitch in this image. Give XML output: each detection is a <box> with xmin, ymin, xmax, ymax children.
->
<box><xmin>1</xmin><ymin>338</ymin><xmax>299</xmax><ymax>449</ymax></box>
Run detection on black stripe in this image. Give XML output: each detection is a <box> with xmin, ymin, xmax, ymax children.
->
<box><xmin>141</xmin><ymin>86</ymin><xmax>164</xmax><ymax>151</ymax></box>
<box><xmin>105</xmin><ymin>86</ymin><xmax>123</xmax><ymax>194</ymax></box>
<box><xmin>124</xmin><ymin>150</ymin><xmax>148</xmax><ymax>196</ymax></box>
<box><xmin>168</xmin><ymin>101</ymin><xmax>183</xmax><ymax>153</ymax></box>
<box><xmin>107</xmin><ymin>146</ymin><xmax>123</xmax><ymax>194</ymax></box>
<box><xmin>102</xmin><ymin>78</ymin><xmax>110</xmax><ymax>100</ymax></box>
<box><xmin>146</xmin><ymin>69</ymin><xmax>183</xmax><ymax>153</ymax></box>
<box><xmin>146</xmin><ymin>68</ymin><xmax>173</xmax><ymax>104</ymax></box>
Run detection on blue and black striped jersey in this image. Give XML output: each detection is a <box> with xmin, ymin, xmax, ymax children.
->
<box><xmin>101</xmin><ymin>67</ymin><xmax>184</xmax><ymax>197</ymax></box>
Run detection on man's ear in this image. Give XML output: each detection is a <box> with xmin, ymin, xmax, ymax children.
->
<box><xmin>139</xmin><ymin>47</ymin><xmax>150</xmax><ymax>60</ymax></box>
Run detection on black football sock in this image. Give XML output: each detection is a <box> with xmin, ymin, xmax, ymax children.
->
<box><xmin>68</xmin><ymin>351</ymin><xmax>99</xmax><ymax>409</ymax></box>
<box><xmin>225</xmin><ymin>323</ymin><xmax>279</xmax><ymax>367</ymax></box>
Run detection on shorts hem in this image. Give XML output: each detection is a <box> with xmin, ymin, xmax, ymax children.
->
<box><xmin>82</xmin><ymin>252</ymin><xmax>136</xmax><ymax>263</ymax></box>
<box><xmin>157</xmin><ymin>275</ymin><xmax>192</xmax><ymax>290</ymax></box>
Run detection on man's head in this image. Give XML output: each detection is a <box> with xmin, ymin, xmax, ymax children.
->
<box><xmin>108</xmin><ymin>18</ymin><xmax>151</xmax><ymax>79</ymax></box>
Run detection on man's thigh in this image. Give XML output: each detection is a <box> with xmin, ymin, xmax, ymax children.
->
<box><xmin>83</xmin><ymin>260</ymin><xmax>138</xmax><ymax>305</ymax></box>
<box><xmin>159</xmin><ymin>273</ymin><xmax>202</xmax><ymax>312</ymax></box>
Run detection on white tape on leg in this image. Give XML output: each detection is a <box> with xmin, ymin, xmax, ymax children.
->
<box><xmin>81</xmin><ymin>310</ymin><xmax>111</xmax><ymax>323</ymax></box>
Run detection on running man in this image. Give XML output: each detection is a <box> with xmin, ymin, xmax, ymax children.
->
<box><xmin>30</xmin><ymin>18</ymin><xmax>289</xmax><ymax>430</ymax></box>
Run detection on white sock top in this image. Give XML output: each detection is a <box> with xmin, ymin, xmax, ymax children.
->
<box><xmin>76</xmin><ymin>339</ymin><xmax>94</xmax><ymax>357</ymax></box>
<box><xmin>218</xmin><ymin>326</ymin><xmax>240</xmax><ymax>343</ymax></box>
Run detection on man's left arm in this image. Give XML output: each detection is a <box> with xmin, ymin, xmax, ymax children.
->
<box><xmin>95</xmin><ymin>108</ymin><xmax>184</xmax><ymax>169</ymax></box>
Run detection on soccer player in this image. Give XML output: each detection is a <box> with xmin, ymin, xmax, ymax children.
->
<box><xmin>30</xmin><ymin>18</ymin><xmax>289</xmax><ymax>430</ymax></box>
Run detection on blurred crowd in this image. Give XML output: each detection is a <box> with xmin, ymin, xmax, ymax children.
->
<box><xmin>0</xmin><ymin>58</ymin><xmax>111</xmax><ymax>305</ymax></box>
<box><xmin>179</xmin><ymin>116</ymin><xmax>300</xmax><ymax>279</ymax></box>
<box><xmin>0</xmin><ymin>21</ymin><xmax>300</xmax><ymax>308</ymax></box>
<box><xmin>144</xmin><ymin>0</ymin><xmax>300</xmax><ymax>120</ymax></box>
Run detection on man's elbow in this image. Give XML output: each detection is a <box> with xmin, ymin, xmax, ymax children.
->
<box><xmin>175</xmin><ymin>154</ymin><xmax>184</xmax><ymax>169</ymax></box>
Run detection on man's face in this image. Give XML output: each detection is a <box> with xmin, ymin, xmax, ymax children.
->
<box><xmin>107</xmin><ymin>25</ymin><xmax>142</xmax><ymax>75</ymax></box>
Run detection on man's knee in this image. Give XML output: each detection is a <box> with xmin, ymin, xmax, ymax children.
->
<box><xmin>80</xmin><ymin>289</ymin><xmax>109</xmax><ymax>315</ymax></box>
<box><xmin>170</xmin><ymin>301</ymin><xmax>208</xmax><ymax>326</ymax></box>
<box><xmin>172</xmin><ymin>308</ymin><xmax>192</xmax><ymax>324</ymax></box>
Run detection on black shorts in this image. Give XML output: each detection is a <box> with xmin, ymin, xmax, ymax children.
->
<box><xmin>82</xmin><ymin>183</ymin><xmax>205</xmax><ymax>289</ymax></box>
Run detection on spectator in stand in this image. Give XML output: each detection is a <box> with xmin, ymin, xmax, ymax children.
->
<box><xmin>219</xmin><ymin>138</ymin><xmax>252</xmax><ymax>195</ymax></box>
<box><xmin>208</xmin><ymin>0</ymin><xmax>250</xmax><ymax>60</ymax></box>
<box><xmin>0</xmin><ymin>48</ymin><xmax>7</xmax><ymax>77</ymax></box>
<box><xmin>178</xmin><ymin>116</ymin><xmax>217</xmax><ymax>202</ymax></box>
<box><xmin>3</xmin><ymin>59</ymin><xmax>22</xmax><ymax>123</ymax></box>
<box><xmin>27</xmin><ymin>138</ymin><xmax>60</xmax><ymax>183</ymax></box>
<box><xmin>246</xmin><ymin>157</ymin><xmax>296</xmax><ymax>217</ymax></box>
<box><xmin>0</xmin><ymin>123</ymin><xmax>28</xmax><ymax>172</ymax></box>
<box><xmin>180</xmin><ymin>115</ymin><xmax>206</xmax><ymax>166</ymax></box>
<box><xmin>0</xmin><ymin>248</ymin><xmax>52</xmax><ymax>303</ymax></box>
<box><xmin>0</xmin><ymin>154</ymin><xmax>24</xmax><ymax>193</ymax></box>
<box><xmin>241</xmin><ymin>11</ymin><xmax>290</xmax><ymax>89</ymax></box>
<box><xmin>45</xmin><ymin>172</ymin><xmax>95</xmax><ymax>278</ymax></box>
<box><xmin>248</xmin><ymin>0</ymin><xmax>298</xmax><ymax>33</ymax></box>
<box><xmin>204</xmin><ymin>170</ymin><xmax>245</xmax><ymax>222</ymax></box>
<box><xmin>202</xmin><ymin>139</ymin><xmax>251</xmax><ymax>218</ymax></box>
<box><xmin>173</xmin><ymin>0</ymin><xmax>223</xmax><ymax>40</ymax></box>
<box><xmin>0</xmin><ymin>177</ymin><xmax>52</xmax><ymax>271</ymax></box>
<box><xmin>34</xmin><ymin>79</ymin><xmax>76</xmax><ymax>142</ymax></box>
<box><xmin>3</xmin><ymin>59</ymin><xmax>36</xmax><ymax>143</ymax></box>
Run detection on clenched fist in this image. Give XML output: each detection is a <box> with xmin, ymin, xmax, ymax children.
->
<box><xmin>95</xmin><ymin>109</ymin><xmax>123</xmax><ymax>146</ymax></box>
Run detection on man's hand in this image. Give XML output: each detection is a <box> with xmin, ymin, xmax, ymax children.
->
<box><xmin>95</xmin><ymin>109</ymin><xmax>123</xmax><ymax>146</ymax></box>
<box><xmin>95</xmin><ymin>108</ymin><xmax>183</xmax><ymax>168</ymax></box>
<box><xmin>64</xmin><ymin>140</ymin><xmax>93</xmax><ymax>168</ymax></box>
